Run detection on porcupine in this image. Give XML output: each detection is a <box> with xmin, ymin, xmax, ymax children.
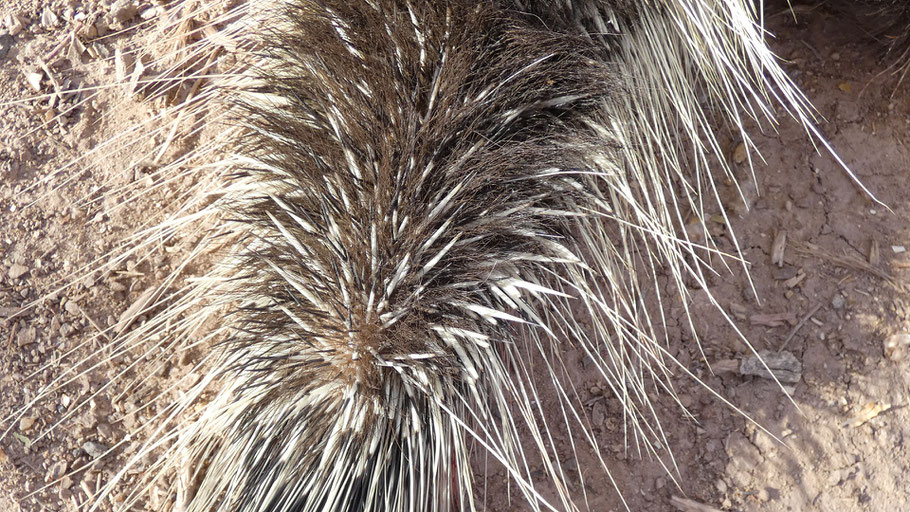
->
<box><xmin>0</xmin><ymin>0</ymin><xmax>879</xmax><ymax>511</ymax></box>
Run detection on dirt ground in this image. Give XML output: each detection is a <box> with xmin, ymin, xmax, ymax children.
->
<box><xmin>1</xmin><ymin>2</ymin><xmax>909</xmax><ymax>512</ymax></box>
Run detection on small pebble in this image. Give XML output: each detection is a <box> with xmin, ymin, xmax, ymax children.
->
<box><xmin>715</xmin><ymin>479</ymin><xmax>728</xmax><ymax>493</ymax></box>
<box><xmin>591</xmin><ymin>402</ymin><xmax>606</xmax><ymax>427</ymax></box>
<box><xmin>8</xmin><ymin>263</ymin><xmax>28</xmax><ymax>279</ymax></box>
<box><xmin>40</xmin><ymin>7</ymin><xmax>59</xmax><ymax>28</ymax></box>
<box><xmin>7</xmin><ymin>15</ymin><xmax>26</xmax><ymax>36</ymax></box>
<box><xmin>893</xmin><ymin>245</ymin><xmax>907</xmax><ymax>254</ymax></box>
<box><xmin>65</xmin><ymin>299</ymin><xmax>80</xmax><ymax>315</ymax></box>
<box><xmin>59</xmin><ymin>323</ymin><xmax>74</xmax><ymax>337</ymax></box>
<box><xmin>82</xmin><ymin>441</ymin><xmax>107</xmax><ymax>459</ymax></box>
<box><xmin>45</xmin><ymin>460</ymin><xmax>67</xmax><ymax>482</ymax></box>
<box><xmin>25</xmin><ymin>72</ymin><xmax>43</xmax><ymax>92</ymax></box>
<box><xmin>772</xmin><ymin>266</ymin><xmax>799</xmax><ymax>281</ymax></box>
<box><xmin>19</xmin><ymin>416</ymin><xmax>36</xmax><ymax>432</ymax></box>
<box><xmin>831</xmin><ymin>294</ymin><xmax>845</xmax><ymax>310</ymax></box>
<box><xmin>109</xmin><ymin>0</ymin><xmax>138</xmax><ymax>25</ymax></box>
<box><xmin>97</xmin><ymin>422</ymin><xmax>113</xmax><ymax>439</ymax></box>
<box><xmin>17</xmin><ymin>326</ymin><xmax>36</xmax><ymax>347</ymax></box>
<box><xmin>884</xmin><ymin>334</ymin><xmax>910</xmax><ymax>361</ymax></box>
<box><xmin>139</xmin><ymin>6</ymin><xmax>160</xmax><ymax>20</ymax></box>
<box><xmin>739</xmin><ymin>350</ymin><xmax>802</xmax><ymax>383</ymax></box>
<box><xmin>0</xmin><ymin>33</ymin><xmax>13</xmax><ymax>61</ymax></box>
<box><xmin>733</xmin><ymin>142</ymin><xmax>747</xmax><ymax>164</ymax></box>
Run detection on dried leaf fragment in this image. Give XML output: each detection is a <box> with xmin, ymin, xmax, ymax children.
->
<box><xmin>869</xmin><ymin>238</ymin><xmax>880</xmax><ymax>265</ymax></box>
<box><xmin>771</xmin><ymin>230</ymin><xmax>787</xmax><ymax>267</ymax></box>
<box><xmin>842</xmin><ymin>402</ymin><xmax>892</xmax><ymax>428</ymax></box>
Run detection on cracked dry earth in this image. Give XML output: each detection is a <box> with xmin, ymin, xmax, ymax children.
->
<box><xmin>1</xmin><ymin>1</ymin><xmax>910</xmax><ymax>511</ymax></box>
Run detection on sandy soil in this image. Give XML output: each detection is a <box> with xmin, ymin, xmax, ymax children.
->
<box><xmin>0</xmin><ymin>2</ymin><xmax>909</xmax><ymax>512</ymax></box>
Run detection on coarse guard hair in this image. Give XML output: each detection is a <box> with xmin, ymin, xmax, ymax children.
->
<box><xmin>2</xmin><ymin>1</ymin><xmax>878</xmax><ymax>511</ymax></box>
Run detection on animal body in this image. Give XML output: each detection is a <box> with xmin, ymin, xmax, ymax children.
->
<box><xmin>1</xmin><ymin>1</ymin><xmax>876</xmax><ymax>511</ymax></box>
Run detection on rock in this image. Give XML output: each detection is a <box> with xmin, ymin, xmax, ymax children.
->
<box><xmin>114</xmin><ymin>47</ymin><xmax>134</xmax><ymax>82</ymax></box>
<box><xmin>771</xmin><ymin>266</ymin><xmax>799</xmax><ymax>281</ymax></box>
<box><xmin>739</xmin><ymin>350</ymin><xmax>802</xmax><ymax>383</ymax></box>
<box><xmin>64</xmin><ymin>299</ymin><xmax>80</xmax><ymax>315</ymax></box>
<box><xmin>76</xmin><ymin>21</ymin><xmax>97</xmax><ymax>39</ymax></box>
<box><xmin>89</xmin><ymin>396</ymin><xmax>112</xmax><ymax>419</ymax></box>
<box><xmin>25</xmin><ymin>71</ymin><xmax>43</xmax><ymax>92</ymax></box>
<box><xmin>19</xmin><ymin>416</ymin><xmax>36</xmax><ymax>432</ymax></box>
<box><xmin>59</xmin><ymin>323</ymin><xmax>74</xmax><ymax>337</ymax></box>
<box><xmin>92</xmin><ymin>19</ymin><xmax>109</xmax><ymax>38</ymax></box>
<box><xmin>109</xmin><ymin>0</ymin><xmax>138</xmax><ymax>26</ymax></box>
<box><xmin>884</xmin><ymin>334</ymin><xmax>910</xmax><ymax>361</ymax></box>
<box><xmin>8</xmin><ymin>263</ymin><xmax>28</xmax><ymax>279</ymax></box>
<box><xmin>96</xmin><ymin>422</ymin><xmax>113</xmax><ymax>439</ymax></box>
<box><xmin>715</xmin><ymin>479</ymin><xmax>728</xmax><ymax>493</ymax></box>
<box><xmin>16</xmin><ymin>326</ymin><xmax>36</xmax><ymax>347</ymax></box>
<box><xmin>40</xmin><ymin>7</ymin><xmax>60</xmax><ymax>28</ymax></box>
<box><xmin>6</xmin><ymin>15</ymin><xmax>27</xmax><ymax>37</ymax></box>
<box><xmin>140</xmin><ymin>6</ymin><xmax>160</xmax><ymax>20</ymax></box>
<box><xmin>733</xmin><ymin>142</ymin><xmax>747</xmax><ymax>164</ymax></box>
<box><xmin>591</xmin><ymin>402</ymin><xmax>606</xmax><ymax>427</ymax></box>
<box><xmin>120</xmin><ymin>412</ymin><xmax>137</xmax><ymax>431</ymax></box>
<box><xmin>827</xmin><ymin>468</ymin><xmax>846</xmax><ymax>486</ymax></box>
<box><xmin>0</xmin><ymin>33</ymin><xmax>13</xmax><ymax>61</ymax></box>
<box><xmin>831</xmin><ymin>294</ymin><xmax>845</xmax><ymax>310</ymax></box>
<box><xmin>82</xmin><ymin>441</ymin><xmax>107</xmax><ymax>459</ymax></box>
<box><xmin>45</xmin><ymin>460</ymin><xmax>67</xmax><ymax>482</ymax></box>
